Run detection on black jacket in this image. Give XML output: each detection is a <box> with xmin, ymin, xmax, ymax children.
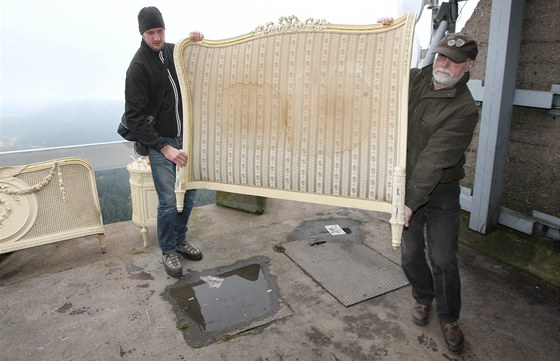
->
<box><xmin>405</xmin><ymin>65</ymin><xmax>479</xmax><ymax>211</ymax></box>
<box><xmin>124</xmin><ymin>40</ymin><xmax>183</xmax><ymax>151</ymax></box>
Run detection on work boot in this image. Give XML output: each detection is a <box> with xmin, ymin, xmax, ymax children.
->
<box><xmin>440</xmin><ymin>321</ymin><xmax>465</xmax><ymax>352</ymax></box>
<box><xmin>176</xmin><ymin>242</ymin><xmax>203</xmax><ymax>261</ymax></box>
<box><xmin>162</xmin><ymin>252</ymin><xmax>182</xmax><ymax>278</ymax></box>
<box><xmin>411</xmin><ymin>302</ymin><xmax>431</xmax><ymax>326</ymax></box>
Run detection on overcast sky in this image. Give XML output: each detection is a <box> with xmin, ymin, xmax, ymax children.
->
<box><xmin>0</xmin><ymin>0</ymin><xmax>478</xmax><ymax>115</ymax></box>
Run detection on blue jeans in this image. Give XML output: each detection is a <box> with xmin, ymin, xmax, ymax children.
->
<box><xmin>148</xmin><ymin>137</ymin><xmax>197</xmax><ymax>254</ymax></box>
<box><xmin>401</xmin><ymin>181</ymin><xmax>461</xmax><ymax>323</ymax></box>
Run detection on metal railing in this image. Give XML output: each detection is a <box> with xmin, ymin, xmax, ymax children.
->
<box><xmin>0</xmin><ymin>141</ymin><xmax>135</xmax><ymax>171</ymax></box>
<box><xmin>1</xmin><ymin>141</ymin><xmax>558</xmax><ymax>240</ymax></box>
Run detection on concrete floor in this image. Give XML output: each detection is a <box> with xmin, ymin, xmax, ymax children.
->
<box><xmin>1</xmin><ymin>199</ymin><xmax>559</xmax><ymax>361</ymax></box>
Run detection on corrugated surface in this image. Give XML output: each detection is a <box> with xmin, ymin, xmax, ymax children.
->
<box><xmin>284</xmin><ymin>239</ymin><xmax>408</xmax><ymax>306</ymax></box>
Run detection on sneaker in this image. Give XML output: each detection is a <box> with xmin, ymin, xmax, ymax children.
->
<box><xmin>440</xmin><ymin>321</ymin><xmax>465</xmax><ymax>352</ymax></box>
<box><xmin>411</xmin><ymin>302</ymin><xmax>431</xmax><ymax>326</ymax></box>
<box><xmin>176</xmin><ymin>242</ymin><xmax>203</xmax><ymax>261</ymax></box>
<box><xmin>162</xmin><ymin>252</ymin><xmax>182</xmax><ymax>278</ymax></box>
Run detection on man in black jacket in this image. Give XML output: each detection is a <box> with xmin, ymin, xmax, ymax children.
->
<box><xmin>124</xmin><ymin>6</ymin><xmax>204</xmax><ymax>278</ymax></box>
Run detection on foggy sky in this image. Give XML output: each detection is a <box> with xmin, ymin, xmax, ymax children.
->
<box><xmin>0</xmin><ymin>0</ymin><xmax>477</xmax><ymax>115</ymax></box>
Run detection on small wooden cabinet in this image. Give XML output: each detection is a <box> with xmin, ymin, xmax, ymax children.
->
<box><xmin>127</xmin><ymin>159</ymin><xmax>157</xmax><ymax>247</ymax></box>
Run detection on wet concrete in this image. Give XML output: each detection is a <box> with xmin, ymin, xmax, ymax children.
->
<box><xmin>288</xmin><ymin>218</ymin><xmax>365</xmax><ymax>243</ymax></box>
<box><xmin>0</xmin><ymin>199</ymin><xmax>558</xmax><ymax>361</ymax></box>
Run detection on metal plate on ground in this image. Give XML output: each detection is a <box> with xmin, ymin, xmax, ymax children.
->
<box><xmin>284</xmin><ymin>239</ymin><xmax>409</xmax><ymax>306</ymax></box>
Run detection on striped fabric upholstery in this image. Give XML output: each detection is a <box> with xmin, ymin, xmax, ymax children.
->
<box><xmin>175</xmin><ymin>14</ymin><xmax>415</xmax><ymax>248</ymax></box>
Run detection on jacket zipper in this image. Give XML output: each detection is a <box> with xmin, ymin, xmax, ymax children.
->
<box><xmin>159</xmin><ymin>51</ymin><xmax>182</xmax><ymax>137</ymax></box>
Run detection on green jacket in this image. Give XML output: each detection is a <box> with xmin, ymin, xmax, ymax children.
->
<box><xmin>405</xmin><ymin>65</ymin><xmax>479</xmax><ymax>211</ymax></box>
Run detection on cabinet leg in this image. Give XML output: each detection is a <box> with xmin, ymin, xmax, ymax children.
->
<box><xmin>141</xmin><ymin>226</ymin><xmax>148</xmax><ymax>248</ymax></box>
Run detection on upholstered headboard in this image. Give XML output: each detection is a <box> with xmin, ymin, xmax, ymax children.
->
<box><xmin>174</xmin><ymin>14</ymin><xmax>415</xmax><ymax>249</ymax></box>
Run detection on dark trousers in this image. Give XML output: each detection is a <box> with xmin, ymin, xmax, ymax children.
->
<box><xmin>401</xmin><ymin>181</ymin><xmax>461</xmax><ymax>323</ymax></box>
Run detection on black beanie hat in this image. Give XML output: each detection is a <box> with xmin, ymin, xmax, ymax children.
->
<box><xmin>138</xmin><ymin>6</ymin><xmax>165</xmax><ymax>34</ymax></box>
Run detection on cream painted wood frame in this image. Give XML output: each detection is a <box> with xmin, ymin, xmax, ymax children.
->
<box><xmin>174</xmin><ymin>14</ymin><xmax>415</xmax><ymax>249</ymax></box>
<box><xmin>0</xmin><ymin>158</ymin><xmax>106</xmax><ymax>254</ymax></box>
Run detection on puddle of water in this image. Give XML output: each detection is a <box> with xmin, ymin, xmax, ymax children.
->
<box><xmin>168</xmin><ymin>261</ymin><xmax>278</xmax><ymax>335</ymax></box>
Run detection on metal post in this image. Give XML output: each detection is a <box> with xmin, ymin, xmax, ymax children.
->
<box><xmin>420</xmin><ymin>19</ymin><xmax>448</xmax><ymax>67</ymax></box>
<box><xmin>469</xmin><ymin>0</ymin><xmax>525</xmax><ymax>234</ymax></box>
<box><xmin>420</xmin><ymin>0</ymin><xmax>462</xmax><ymax>67</ymax></box>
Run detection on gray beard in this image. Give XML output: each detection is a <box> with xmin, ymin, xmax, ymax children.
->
<box><xmin>433</xmin><ymin>69</ymin><xmax>463</xmax><ymax>87</ymax></box>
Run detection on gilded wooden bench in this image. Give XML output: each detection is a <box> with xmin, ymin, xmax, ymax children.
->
<box><xmin>174</xmin><ymin>14</ymin><xmax>415</xmax><ymax>249</ymax></box>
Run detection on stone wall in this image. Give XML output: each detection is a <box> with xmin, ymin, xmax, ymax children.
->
<box><xmin>461</xmin><ymin>0</ymin><xmax>560</xmax><ymax>218</ymax></box>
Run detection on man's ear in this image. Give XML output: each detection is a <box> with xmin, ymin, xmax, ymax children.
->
<box><xmin>465</xmin><ymin>59</ymin><xmax>475</xmax><ymax>70</ymax></box>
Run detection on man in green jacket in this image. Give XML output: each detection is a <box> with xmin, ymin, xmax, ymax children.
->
<box><xmin>402</xmin><ymin>32</ymin><xmax>479</xmax><ymax>353</ymax></box>
<box><xmin>378</xmin><ymin>15</ymin><xmax>480</xmax><ymax>351</ymax></box>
